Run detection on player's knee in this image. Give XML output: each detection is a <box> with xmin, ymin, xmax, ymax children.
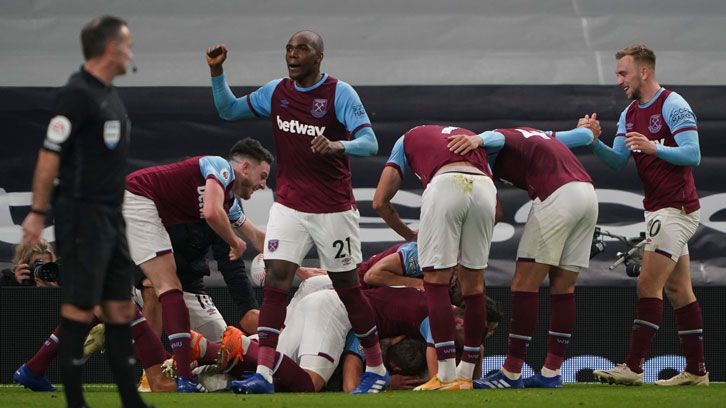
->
<box><xmin>263</xmin><ymin>263</ymin><xmax>297</xmax><ymax>289</ymax></box>
<box><xmin>636</xmin><ymin>278</ymin><xmax>662</xmax><ymax>298</ymax></box>
<box><xmin>240</xmin><ymin>309</ymin><xmax>259</xmax><ymax>334</ymax></box>
<box><xmin>663</xmin><ymin>283</ymin><xmax>693</xmax><ymax>305</ymax></box>
<box><xmin>510</xmin><ymin>274</ymin><xmax>537</xmax><ymax>292</ymax></box>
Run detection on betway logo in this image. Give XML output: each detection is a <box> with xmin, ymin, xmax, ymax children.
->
<box><xmin>276</xmin><ymin>116</ymin><xmax>325</xmax><ymax>137</ymax></box>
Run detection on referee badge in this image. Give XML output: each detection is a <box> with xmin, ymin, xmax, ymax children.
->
<box><xmin>103</xmin><ymin>120</ymin><xmax>121</xmax><ymax>149</ymax></box>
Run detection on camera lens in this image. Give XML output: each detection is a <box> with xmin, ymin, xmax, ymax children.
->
<box><xmin>30</xmin><ymin>259</ymin><xmax>60</xmax><ymax>282</ymax></box>
<box><xmin>626</xmin><ymin>262</ymin><xmax>641</xmax><ymax>277</ymax></box>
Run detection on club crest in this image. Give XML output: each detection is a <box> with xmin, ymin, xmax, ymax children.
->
<box><xmin>311</xmin><ymin>98</ymin><xmax>328</xmax><ymax>118</ymax></box>
<box><xmin>268</xmin><ymin>239</ymin><xmax>279</xmax><ymax>252</ymax></box>
<box><xmin>648</xmin><ymin>114</ymin><xmax>662</xmax><ymax>133</ymax></box>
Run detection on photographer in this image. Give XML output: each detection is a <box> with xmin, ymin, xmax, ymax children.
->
<box><xmin>1</xmin><ymin>238</ymin><xmax>59</xmax><ymax>287</ymax></box>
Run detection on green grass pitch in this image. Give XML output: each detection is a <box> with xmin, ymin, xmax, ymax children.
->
<box><xmin>2</xmin><ymin>383</ymin><xmax>726</xmax><ymax>408</ymax></box>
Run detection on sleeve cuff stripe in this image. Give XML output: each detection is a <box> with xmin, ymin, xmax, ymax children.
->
<box><xmin>673</xmin><ymin>127</ymin><xmax>698</xmax><ymax>135</ymax></box>
<box><xmin>351</xmin><ymin>123</ymin><xmax>372</xmax><ymax>136</ymax></box>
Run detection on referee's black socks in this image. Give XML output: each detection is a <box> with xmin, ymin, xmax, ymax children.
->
<box><xmin>58</xmin><ymin>317</ymin><xmax>91</xmax><ymax>408</ymax></box>
<box><xmin>105</xmin><ymin>322</ymin><xmax>147</xmax><ymax>408</ymax></box>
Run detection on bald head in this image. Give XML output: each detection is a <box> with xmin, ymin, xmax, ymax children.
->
<box><xmin>290</xmin><ymin>30</ymin><xmax>324</xmax><ymax>53</ymax></box>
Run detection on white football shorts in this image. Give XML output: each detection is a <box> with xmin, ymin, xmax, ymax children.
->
<box><xmin>277</xmin><ymin>289</ymin><xmax>349</xmax><ymax>382</ymax></box>
<box><xmin>263</xmin><ymin>202</ymin><xmax>362</xmax><ymax>272</ymax></box>
<box><xmin>516</xmin><ymin>181</ymin><xmax>598</xmax><ymax>272</ymax></box>
<box><xmin>418</xmin><ymin>172</ymin><xmax>497</xmax><ymax>270</ymax></box>
<box><xmin>122</xmin><ymin>190</ymin><xmax>173</xmax><ymax>265</ymax></box>
<box><xmin>644</xmin><ymin>207</ymin><xmax>700</xmax><ymax>262</ymax></box>
<box><xmin>184</xmin><ymin>292</ymin><xmax>227</xmax><ymax>343</ymax></box>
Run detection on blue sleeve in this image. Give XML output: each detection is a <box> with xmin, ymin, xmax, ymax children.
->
<box><xmin>655</xmin><ymin>93</ymin><xmax>701</xmax><ymax>166</ymax></box>
<box><xmin>397</xmin><ymin>242</ymin><xmax>422</xmax><ymax>278</ymax></box>
<box><xmin>420</xmin><ymin>317</ymin><xmax>434</xmax><ymax>344</ymax></box>
<box><xmin>588</xmin><ymin>108</ymin><xmax>630</xmax><ymax>171</ymax></box>
<box><xmin>211</xmin><ymin>74</ymin><xmax>279</xmax><ymax>120</ymax></box>
<box><xmin>227</xmin><ymin>198</ymin><xmax>246</xmax><ymax>224</ymax></box>
<box><xmin>478</xmin><ymin>131</ymin><xmax>505</xmax><ymax>155</ymax></box>
<box><xmin>616</xmin><ymin>108</ymin><xmax>628</xmax><ymax>136</ymax></box>
<box><xmin>550</xmin><ymin>127</ymin><xmax>594</xmax><ymax>148</ymax></box>
<box><xmin>589</xmin><ymin>137</ymin><xmax>630</xmax><ymax>171</ymax></box>
<box><xmin>340</xmin><ymin>126</ymin><xmax>378</xmax><ymax>157</ymax></box>
<box><xmin>199</xmin><ymin>156</ymin><xmax>235</xmax><ymax>189</ymax></box>
<box><xmin>385</xmin><ymin>136</ymin><xmax>407</xmax><ymax>177</ymax></box>
<box><xmin>663</xmin><ymin>92</ymin><xmax>698</xmax><ymax>134</ymax></box>
<box><xmin>344</xmin><ymin>331</ymin><xmax>365</xmax><ymax>361</ymax></box>
<box><xmin>335</xmin><ymin>81</ymin><xmax>378</xmax><ymax>157</ymax></box>
<box><xmin>199</xmin><ymin>156</ymin><xmax>241</xmax><ymax>221</ymax></box>
<box><xmin>655</xmin><ymin>130</ymin><xmax>701</xmax><ymax>166</ymax></box>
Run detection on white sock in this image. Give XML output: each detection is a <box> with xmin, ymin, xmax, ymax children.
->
<box><xmin>501</xmin><ymin>367</ymin><xmax>521</xmax><ymax>380</ymax></box>
<box><xmin>255</xmin><ymin>365</ymin><xmax>273</xmax><ymax>383</ymax></box>
<box><xmin>438</xmin><ymin>358</ymin><xmax>457</xmax><ymax>383</ymax></box>
<box><xmin>241</xmin><ymin>335</ymin><xmax>251</xmax><ymax>356</ymax></box>
<box><xmin>541</xmin><ymin>367</ymin><xmax>560</xmax><ymax>377</ymax></box>
<box><xmin>456</xmin><ymin>361</ymin><xmax>476</xmax><ymax>380</ymax></box>
<box><xmin>366</xmin><ymin>363</ymin><xmax>387</xmax><ymax>376</ymax></box>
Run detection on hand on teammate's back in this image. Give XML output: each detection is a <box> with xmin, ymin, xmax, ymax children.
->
<box><xmin>447</xmin><ymin>134</ymin><xmax>482</xmax><ymax>155</ymax></box>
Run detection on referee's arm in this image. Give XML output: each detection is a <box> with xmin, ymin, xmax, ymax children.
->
<box><xmin>22</xmin><ymin>149</ymin><xmax>59</xmax><ymax>246</ymax></box>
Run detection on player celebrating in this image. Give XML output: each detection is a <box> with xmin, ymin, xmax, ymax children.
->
<box><xmin>373</xmin><ymin>125</ymin><xmax>502</xmax><ymax>390</ymax></box>
<box><xmin>206</xmin><ymin>30</ymin><xmax>385</xmax><ymax>394</ymax></box>
<box><xmin>589</xmin><ymin>44</ymin><xmax>707</xmax><ymax>386</ymax></box>
<box><xmin>123</xmin><ymin>138</ymin><xmax>271</xmax><ymax>392</ymax></box>
<box><xmin>447</xmin><ymin>122</ymin><xmax>599</xmax><ymax>389</ymax></box>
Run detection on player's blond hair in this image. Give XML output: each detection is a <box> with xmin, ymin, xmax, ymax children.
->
<box><xmin>616</xmin><ymin>44</ymin><xmax>656</xmax><ymax>71</ymax></box>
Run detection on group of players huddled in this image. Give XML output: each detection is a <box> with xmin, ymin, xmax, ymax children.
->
<box><xmin>15</xmin><ymin>15</ymin><xmax>708</xmax><ymax>408</ymax></box>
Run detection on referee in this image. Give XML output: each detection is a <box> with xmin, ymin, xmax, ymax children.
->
<box><xmin>22</xmin><ymin>16</ymin><xmax>150</xmax><ymax>408</ymax></box>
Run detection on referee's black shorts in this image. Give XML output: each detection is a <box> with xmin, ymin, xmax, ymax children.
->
<box><xmin>54</xmin><ymin>197</ymin><xmax>134</xmax><ymax>309</ymax></box>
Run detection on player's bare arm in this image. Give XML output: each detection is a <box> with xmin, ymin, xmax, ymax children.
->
<box><xmin>310</xmin><ymin>135</ymin><xmax>345</xmax><ymax>154</ymax></box>
<box><xmin>373</xmin><ymin>166</ymin><xmax>417</xmax><ymax>242</ymax></box>
<box><xmin>363</xmin><ymin>253</ymin><xmax>423</xmax><ymax>290</ymax></box>
<box><xmin>22</xmin><ymin>149</ymin><xmax>60</xmax><ymax>247</ymax></box>
<box><xmin>201</xmin><ymin>178</ymin><xmax>246</xmax><ymax>259</ymax></box>
<box><xmin>447</xmin><ymin>134</ymin><xmax>482</xmax><ymax>155</ymax></box>
<box><xmin>235</xmin><ymin>217</ymin><xmax>265</xmax><ymax>253</ymax></box>
<box><xmin>295</xmin><ymin>266</ymin><xmax>327</xmax><ymax>280</ymax></box>
<box><xmin>206</xmin><ymin>44</ymin><xmax>227</xmax><ymax>77</ymax></box>
<box><xmin>625</xmin><ymin>131</ymin><xmax>657</xmax><ymax>155</ymax></box>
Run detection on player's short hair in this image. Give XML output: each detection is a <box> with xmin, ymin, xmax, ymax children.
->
<box><xmin>485</xmin><ymin>295</ymin><xmax>502</xmax><ymax>323</ymax></box>
<box><xmin>616</xmin><ymin>44</ymin><xmax>656</xmax><ymax>70</ymax></box>
<box><xmin>229</xmin><ymin>137</ymin><xmax>274</xmax><ymax>165</ymax></box>
<box><xmin>81</xmin><ymin>15</ymin><xmax>127</xmax><ymax>60</ymax></box>
<box><xmin>12</xmin><ymin>238</ymin><xmax>56</xmax><ymax>265</ymax></box>
<box><xmin>292</xmin><ymin>30</ymin><xmax>324</xmax><ymax>53</ymax></box>
<box><xmin>384</xmin><ymin>337</ymin><xmax>427</xmax><ymax>376</ymax></box>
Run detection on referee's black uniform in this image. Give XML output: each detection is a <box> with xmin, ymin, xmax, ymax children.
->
<box><xmin>44</xmin><ymin>66</ymin><xmax>134</xmax><ymax>308</ymax></box>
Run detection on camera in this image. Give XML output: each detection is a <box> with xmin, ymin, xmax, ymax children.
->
<box><xmin>590</xmin><ymin>227</ymin><xmax>607</xmax><ymax>259</ymax></box>
<box><xmin>29</xmin><ymin>259</ymin><xmax>60</xmax><ymax>283</ymax></box>
<box><xmin>625</xmin><ymin>262</ymin><xmax>642</xmax><ymax>278</ymax></box>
